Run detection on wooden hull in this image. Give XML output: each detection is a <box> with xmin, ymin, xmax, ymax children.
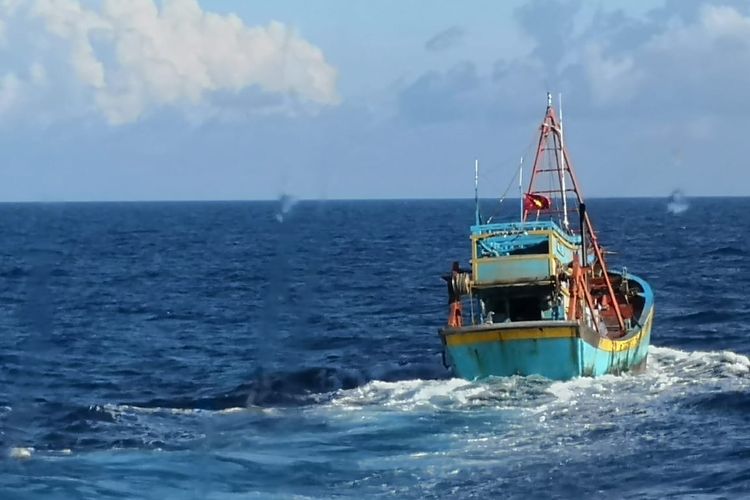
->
<box><xmin>440</xmin><ymin>306</ymin><xmax>654</xmax><ymax>381</ymax></box>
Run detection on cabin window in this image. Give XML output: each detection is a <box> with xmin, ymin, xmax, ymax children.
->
<box><xmin>509</xmin><ymin>240</ymin><xmax>549</xmax><ymax>256</ymax></box>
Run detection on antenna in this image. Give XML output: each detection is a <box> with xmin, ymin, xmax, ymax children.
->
<box><xmin>518</xmin><ymin>156</ymin><xmax>524</xmax><ymax>221</ymax></box>
<box><xmin>474</xmin><ymin>159</ymin><xmax>480</xmax><ymax>225</ymax></box>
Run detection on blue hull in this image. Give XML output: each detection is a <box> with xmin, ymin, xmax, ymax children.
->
<box><xmin>441</xmin><ymin>307</ymin><xmax>653</xmax><ymax>381</ymax></box>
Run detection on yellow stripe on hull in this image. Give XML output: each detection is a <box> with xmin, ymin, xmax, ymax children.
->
<box><xmin>598</xmin><ymin>309</ymin><xmax>654</xmax><ymax>353</ymax></box>
<box><xmin>444</xmin><ymin>307</ymin><xmax>653</xmax><ymax>354</ymax></box>
<box><xmin>445</xmin><ymin>326</ymin><xmax>577</xmax><ymax>346</ymax></box>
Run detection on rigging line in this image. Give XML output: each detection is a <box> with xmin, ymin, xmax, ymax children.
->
<box><xmin>485</xmin><ymin>136</ymin><xmax>538</xmax><ymax>222</ymax></box>
<box><xmin>478</xmin><ymin>150</ymin><xmax>527</xmax><ymax>179</ymax></box>
<box><xmin>476</xmin><ymin>157</ymin><xmax>521</xmax><ymax>184</ymax></box>
<box><xmin>485</xmin><ymin>162</ymin><xmax>521</xmax><ymax>223</ymax></box>
<box><xmin>476</xmin><ymin>133</ymin><xmax>540</xmax><ymax>184</ymax></box>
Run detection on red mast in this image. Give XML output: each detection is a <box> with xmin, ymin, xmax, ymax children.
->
<box><xmin>524</xmin><ymin>95</ymin><xmax>626</xmax><ymax>335</ymax></box>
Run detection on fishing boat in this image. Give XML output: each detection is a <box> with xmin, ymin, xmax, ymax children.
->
<box><xmin>439</xmin><ymin>94</ymin><xmax>654</xmax><ymax>381</ymax></box>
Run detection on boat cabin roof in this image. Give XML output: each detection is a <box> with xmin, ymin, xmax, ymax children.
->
<box><xmin>470</xmin><ymin>220</ymin><xmax>580</xmax><ymax>244</ymax></box>
<box><xmin>471</xmin><ymin>220</ymin><xmax>581</xmax><ymax>256</ymax></box>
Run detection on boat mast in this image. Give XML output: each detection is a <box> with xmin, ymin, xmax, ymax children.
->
<box><xmin>558</xmin><ymin>93</ymin><xmax>570</xmax><ymax>230</ymax></box>
<box><xmin>524</xmin><ymin>94</ymin><xmax>627</xmax><ymax>334</ymax></box>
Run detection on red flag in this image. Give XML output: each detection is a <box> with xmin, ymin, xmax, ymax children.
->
<box><xmin>524</xmin><ymin>192</ymin><xmax>550</xmax><ymax>211</ymax></box>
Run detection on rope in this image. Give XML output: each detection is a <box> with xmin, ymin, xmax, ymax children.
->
<box><xmin>485</xmin><ymin>135</ymin><xmax>538</xmax><ymax>223</ymax></box>
<box><xmin>451</xmin><ymin>272</ymin><xmax>472</xmax><ymax>296</ymax></box>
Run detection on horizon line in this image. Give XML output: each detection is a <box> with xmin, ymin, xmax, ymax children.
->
<box><xmin>0</xmin><ymin>195</ymin><xmax>747</xmax><ymax>204</ymax></box>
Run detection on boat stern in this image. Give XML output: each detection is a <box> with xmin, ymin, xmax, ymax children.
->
<box><xmin>441</xmin><ymin>322</ymin><xmax>583</xmax><ymax>380</ymax></box>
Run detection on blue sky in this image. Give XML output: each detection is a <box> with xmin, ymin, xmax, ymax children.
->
<box><xmin>0</xmin><ymin>0</ymin><xmax>747</xmax><ymax>201</ymax></box>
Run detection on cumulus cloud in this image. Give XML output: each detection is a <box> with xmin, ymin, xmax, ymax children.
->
<box><xmin>425</xmin><ymin>26</ymin><xmax>465</xmax><ymax>52</ymax></box>
<box><xmin>514</xmin><ymin>0</ymin><xmax>579</xmax><ymax>83</ymax></box>
<box><xmin>528</xmin><ymin>1</ymin><xmax>750</xmax><ymax>114</ymax></box>
<box><xmin>397</xmin><ymin>61</ymin><xmax>480</xmax><ymax>122</ymax></box>
<box><xmin>0</xmin><ymin>0</ymin><xmax>339</xmax><ymax>124</ymax></box>
<box><xmin>400</xmin><ymin>0</ymin><xmax>750</xmax><ymax>123</ymax></box>
<box><xmin>581</xmin><ymin>43</ymin><xmax>643</xmax><ymax>105</ymax></box>
<box><xmin>579</xmin><ymin>3</ymin><xmax>750</xmax><ymax>113</ymax></box>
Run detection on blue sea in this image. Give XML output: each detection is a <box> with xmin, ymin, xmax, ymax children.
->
<box><xmin>1</xmin><ymin>198</ymin><xmax>749</xmax><ymax>499</ymax></box>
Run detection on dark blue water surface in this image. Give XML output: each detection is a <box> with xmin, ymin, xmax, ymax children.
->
<box><xmin>1</xmin><ymin>198</ymin><xmax>749</xmax><ymax>499</ymax></box>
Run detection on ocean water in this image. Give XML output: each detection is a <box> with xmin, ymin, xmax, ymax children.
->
<box><xmin>1</xmin><ymin>198</ymin><xmax>749</xmax><ymax>499</ymax></box>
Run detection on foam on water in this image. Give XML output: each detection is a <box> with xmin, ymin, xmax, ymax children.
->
<box><xmin>328</xmin><ymin>378</ymin><xmax>480</xmax><ymax>411</ymax></box>
<box><xmin>320</xmin><ymin>345</ymin><xmax>750</xmax><ymax>421</ymax></box>
<box><xmin>7</xmin><ymin>345</ymin><xmax>746</xmax><ymax>465</ymax></box>
<box><xmin>100</xmin><ymin>404</ymin><xmax>237</xmax><ymax>417</ymax></box>
<box><xmin>8</xmin><ymin>447</ymin><xmax>34</xmax><ymax>460</ymax></box>
<box><xmin>648</xmin><ymin>345</ymin><xmax>750</xmax><ymax>385</ymax></box>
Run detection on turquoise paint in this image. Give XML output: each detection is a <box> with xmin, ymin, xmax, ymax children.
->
<box><xmin>444</xmin><ymin>270</ymin><xmax>654</xmax><ymax>381</ymax></box>
<box><xmin>477</xmin><ymin>234</ymin><xmax>548</xmax><ymax>256</ymax></box>
<box><xmin>552</xmin><ymin>240</ymin><xmax>575</xmax><ymax>263</ymax></box>
<box><xmin>470</xmin><ymin>221</ymin><xmax>581</xmax><ymax>246</ymax></box>
<box><xmin>445</xmin><ymin>325</ymin><xmax>651</xmax><ymax>381</ymax></box>
<box><xmin>628</xmin><ymin>272</ymin><xmax>655</xmax><ymax>317</ymax></box>
<box><xmin>446</xmin><ymin>249</ymin><xmax>655</xmax><ymax>381</ymax></box>
<box><xmin>474</xmin><ymin>257</ymin><xmax>552</xmax><ymax>283</ymax></box>
<box><xmin>446</xmin><ymin>337</ymin><xmax>582</xmax><ymax>380</ymax></box>
<box><xmin>578</xmin><ymin>327</ymin><xmax>651</xmax><ymax>376</ymax></box>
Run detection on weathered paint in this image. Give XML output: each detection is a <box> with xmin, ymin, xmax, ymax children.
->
<box><xmin>441</xmin><ymin>272</ymin><xmax>654</xmax><ymax>381</ymax></box>
<box><xmin>473</xmin><ymin>255</ymin><xmax>555</xmax><ymax>284</ymax></box>
<box><xmin>445</xmin><ymin>325</ymin><xmax>577</xmax><ymax>345</ymax></box>
<box><xmin>471</xmin><ymin>221</ymin><xmax>579</xmax><ymax>243</ymax></box>
<box><xmin>443</xmin><ymin>311</ymin><xmax>651</xmax><ymax>380</ymax></box>
<box><xmin>470</xmin><ymin>221</ymin><xmax>584</xmax><ymax>286</ymax></box>
<box><xmin>446</xmin><ymin>336</ymin><xmax>582</xmax><ymax>380</ymax></box>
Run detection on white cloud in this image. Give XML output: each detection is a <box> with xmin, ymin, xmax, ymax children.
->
<box><xmin>645</xmin><ymin>5</ymin><xmax>750</xmax><ymax>62</ymax></box>
<box><xmin>623</xmin><ymin>5</ymin><xmax>750</xmax><ymax>112</ymax></box>
<box><xmin>4</xmin><ymin>0</ymin><xmax>339</xmax><ymax>124</ymax></box>
<box><xmin>582</xmin><ymin>43</ymin><xmax>643</xmax><ymax>105</ymax></box>
<box><xmin>486</xmin><ymin>2</ymin><xmax>750</xmax><ymax>116</ymax></box>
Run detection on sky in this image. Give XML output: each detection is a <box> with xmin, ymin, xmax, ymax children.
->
<box><xmin>0</xmin><ymin>0</ymin><xmax>748</xmax><ymax>201</ymax></box>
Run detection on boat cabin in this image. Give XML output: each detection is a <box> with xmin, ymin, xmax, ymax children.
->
<box><xmin>467</xmin><ymin>220</ymin><xmax>579</xmax><ymax>323</ymax></box>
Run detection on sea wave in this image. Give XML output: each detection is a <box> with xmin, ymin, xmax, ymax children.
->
<box><xmin>323</xmin><ymin>345</ymin><xmax>750</xmax><ymax>414</ymax></box>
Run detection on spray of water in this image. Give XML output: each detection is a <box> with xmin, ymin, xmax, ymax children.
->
<box><xmin>667</xmin><ymin>189</ymin><xmax>688</xmax><ymax>215</ymax></box>
<box><xmin>275</xmin><ymin>193</ymin><xmax>299</xmax><ymax>222</ymax></box>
